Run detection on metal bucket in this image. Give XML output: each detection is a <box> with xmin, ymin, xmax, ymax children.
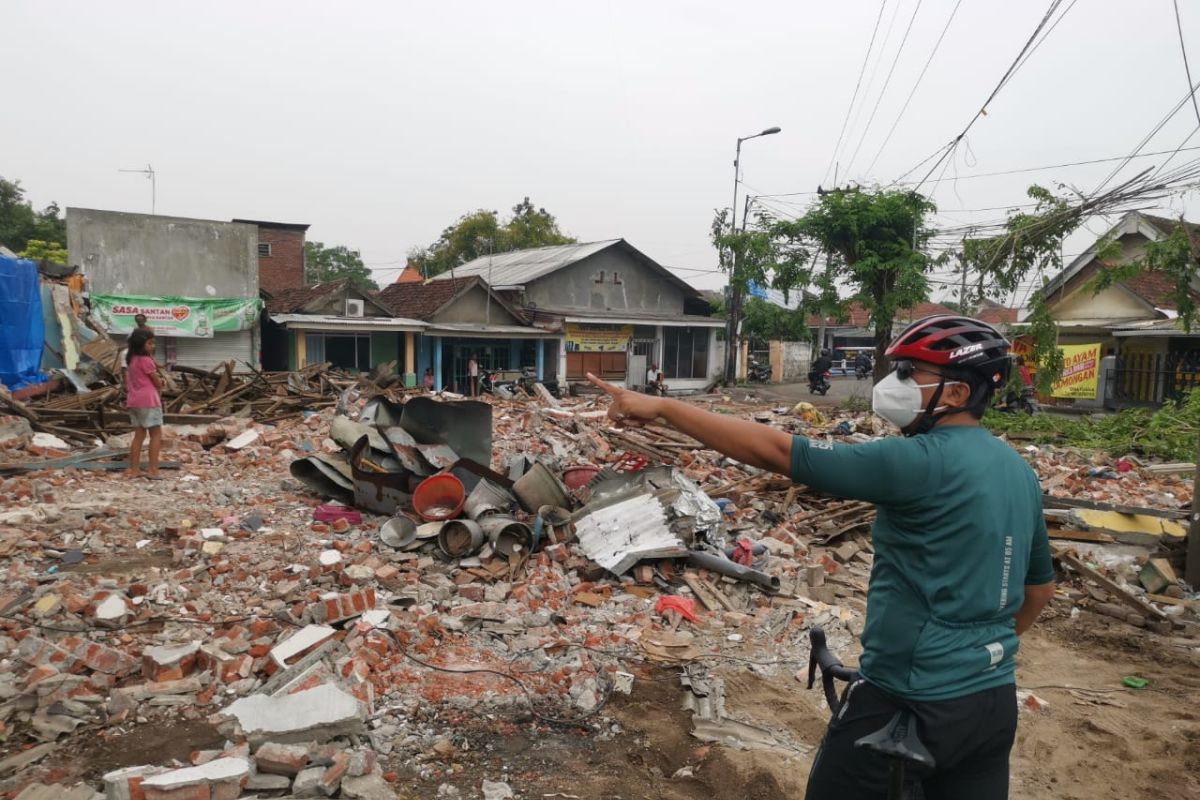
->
<box><xmin>480</xmin><ymin>516</ymin><xmax>534</xmax><ymax>558</ymax></box>
<box><xmin>380</xmin><ymin>515</ymin><xmax>418</xmax><ymax>550</ymax></box>
<box><xmin>463</xmin><ymin>479</ymin><xmax>514</xmax><ymax>520</ymax></box>
<box><xmin>437</xmin><ymin>519</ymin><xmax>484</xmax><ymax>558</ymax></box>
<box><xmin>512</xmin><ymin>462</ymin><xmax>569</xmax><ymax>513</ymax></box>
<box><xmin>536</xmin><ymin>504</ymin><xmax>574</xmax><ymax>545</ymax></box>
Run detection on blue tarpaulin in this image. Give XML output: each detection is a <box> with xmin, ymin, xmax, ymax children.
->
<box><xmin>0</xmin><ymin>254</ymin><xmax>48</xmax><ymax>390</ymax></box>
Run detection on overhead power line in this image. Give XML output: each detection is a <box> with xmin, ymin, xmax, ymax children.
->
<box><xmin>823</xmin><ymin>0</ymin><xmax>889</xmax><ymax>187</ymax></box>
<box><xmin>1174</xmin><ymin>0</ymin><xmax>1200</xmax><ymax>128</ymax></box>
<box><xmin>905</xmin><ymin>0</ymin><xmax>1076</xmax><ymax>191</ymax></box>
<box><xmin>1092</xmin><ymin>73</ymin><xmax>1200</xmax><ymax>194</ymax></box>
<box><xmin>843</xmin><ymin>0</ymin><xmax>906</xmax><ymax>179</ymax></box>
<box><xmin>863</xmin><ymin>0</ymin><xmax>964</xmax><ymax>177</ymax></box>
<box><xmin>844</xmin><ymin>0</ymin><xmax>927</xmax><ymax>177</ymax></box>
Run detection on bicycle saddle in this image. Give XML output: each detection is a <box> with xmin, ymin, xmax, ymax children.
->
<box><xmin>854</xmin><ymin>711</ymin><xmax>936</xmax><ymax>769</ymax></box>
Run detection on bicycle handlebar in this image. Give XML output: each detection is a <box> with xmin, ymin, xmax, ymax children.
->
<box><xmin>807</xmin><ymin>626</ymin><xmax>859</xmax><ymax>713</ymax></box>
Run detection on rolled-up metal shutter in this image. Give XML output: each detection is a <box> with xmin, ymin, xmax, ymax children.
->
<box><xmin>167</xmin><ymin>330</ymin><xmax>256</xmax><ymax>371</ymax></box>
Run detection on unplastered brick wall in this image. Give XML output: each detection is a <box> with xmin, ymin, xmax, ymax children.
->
<box><xmin>257</xmin><ymin>228</ymin><xmax>306</xmax><ymax>294</ymax></box>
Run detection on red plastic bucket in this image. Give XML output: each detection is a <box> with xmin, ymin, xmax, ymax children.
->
<box><xmin>561</xmin><ymin>465</ymin><xmax>601</xmax><ymax>490</ymax></box>
<box><xmin>412</xmin><ymin>473</ymin><xmax>466</xmax><ymax>521</ymax></box>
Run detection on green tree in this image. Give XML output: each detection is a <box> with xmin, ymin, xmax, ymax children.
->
<box><xmin>0</xmin><ymin>178</ymin><xmax>37</xmax><ymax>251</ymax></box>
<box><xmin>0</xmin><ymin>178</ymin><xmax>66</xmax><ymax>257</ymax></box>
<box><xmin>961</xmin><ymin>184</ymin><xmax>1122</xmax><ymax>389</ymax></box>
<box><xmin>741</xmin><ymin>297</ymin><xmax>809</xmax><ymax>343</ymax></box>
<box><xmin>304</xmin><ymin>241</ymin><xmax>378</xmax><ymax>291</ymax></box>
<box><xmin>409</xmin><ymin>197</ymin><xmax>575</xmax><ymax>277</ymax></box>
<box><xmin>774</xmin><ymin>187</ymin><xmax>938</xmax><ymax>381</ymax></box>
<box><xmin>19</xmin><ymin>239</ymin><xmax>68</xmax><ymax>265</ymax></box>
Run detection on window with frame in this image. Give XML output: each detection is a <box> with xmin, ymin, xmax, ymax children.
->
<box><xmin>662</xmin><ymin>327</ymin><xmax>709</xmax><ymax>379</ymax></box>
<box><xmin>257</xmin><ymin>242</ymin><xmax>272</xmax><ymax>257</ymax></box>
<box><xmin>305</xmin><ymin>332</ymin><xmax>370</xmax><ymax>372</ymax></box>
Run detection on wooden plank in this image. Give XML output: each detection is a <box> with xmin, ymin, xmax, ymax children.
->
<box><xmin>1042</xmin><ymin>494</ymin><xmax>1188</xmax><ymax>521</ymax></box>
<box><xmin>682</xmin><ymin>573</ymin><xmax>723</xmax><ymax>612</ymax></box>
<box><xmin>532</xmin><ymin>382</ymin><xmax>561</xmax><ymax>408</ymax></box>
<box><xmin>1146</xmin><ymin>593</ymin><xmax>1196</xmax><ymax>609</ymax></box>
<box><xmin>1047</xmin><ymin>527</ymin><xmax>1115</xmax><ymax>544</ymax></box>
<box><xmin>1054</xmin><ymin>549</ymin><xmax>1169</xmax><ymax>622</ymax></box>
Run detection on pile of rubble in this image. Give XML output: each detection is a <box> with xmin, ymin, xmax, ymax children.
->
<box><xmin>0</xmin><ymin>385</ymin><xmax>1194</xmax><ymax>797</ymax></box>
<box><xmin>0</xmin><ymin>358</ymin><xmax>417</xmax><ymax>448</ymax></box>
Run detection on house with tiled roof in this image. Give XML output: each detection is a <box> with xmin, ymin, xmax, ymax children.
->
<box><xmin>376</xmin><ymin>276</ymin><xmax>559</xmax><ymax>392</ymax></box>
<box><xmin>974</xmin><ymin>298</ymin><xmax>1021</xmax><ymax>329</ymax></box>
<box><xmin>260</xmin><ymin>278</ymin><xmax>424</xmax><ymax>373</ymax></box>
<box><xmin>805</xmin><ymin>300</ymin><xmax>960</xmax><ymax>360</ymax></box>
<box><xmin>1039</xmin><ymin>211</ymin><xmax>1200</xmax><ymax>407</ymax></box>
<box><xmin>398</xmin><ymin>239</ymin><xmax>720</xmax><ymax>393</ymax></box>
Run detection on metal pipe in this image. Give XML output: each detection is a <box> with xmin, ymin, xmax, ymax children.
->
<box><xmin>687</xmin><ymin>550</ymin><xmax>780</xmax><ymax>594</ymax></box>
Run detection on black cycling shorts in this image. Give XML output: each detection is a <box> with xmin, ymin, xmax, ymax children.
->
<box><xmin>805</xmin><ymin>680</ymin><xmax>1017</xmax><ymax>800</ymax></box>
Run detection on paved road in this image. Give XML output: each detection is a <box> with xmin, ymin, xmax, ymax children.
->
<box><xmin>744</xmin><ymin>375</ymin><xmax>873</xmax><ymax>408</ymax></box>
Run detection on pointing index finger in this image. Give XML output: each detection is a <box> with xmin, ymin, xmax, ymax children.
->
<box><xmin>586</xmin><ymin>372</ymin><xmax>621</xmax><ymax>396</ymax></box>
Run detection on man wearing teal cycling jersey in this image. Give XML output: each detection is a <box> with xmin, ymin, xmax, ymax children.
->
<box><xmin>587</xmin><ymin>316</ymin><xmax>1055</xmax><ymax>799</ymax></box>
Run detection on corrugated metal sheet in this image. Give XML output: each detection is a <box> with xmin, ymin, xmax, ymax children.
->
<box><xmin>169</xmin><ymin>330</ymin><xmax>254</xmax><ymax>370</ymax></box>
<box><xmin>573</xmin><ymin>493</ymin><xmax>686</xmax><ymax>575</ymax></box>
<box><xmin>269</xmin><ymin>314</ymin><xmax>425</xmax><ymax>330</ymax></box>
<box><xmin>429</xmin><ymin>240</ymin><xmax>621</xmax><ymax>285</ymax></box>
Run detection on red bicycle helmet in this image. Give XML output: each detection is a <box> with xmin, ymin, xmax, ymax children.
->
<box><xmin>886</xmin><ymin>315</ymin><xmax>1011</xmax><ymax>388</ymax></box>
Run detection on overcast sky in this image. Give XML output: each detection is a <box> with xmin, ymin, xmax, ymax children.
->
<box><xmin>5</xmin><ymin>0</ymin><xmax>1200</xmax><ymax>303</ymax></box>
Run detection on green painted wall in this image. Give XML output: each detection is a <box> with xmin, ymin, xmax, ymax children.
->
<box><xmin>288</xmin><ymin>332</ymin><xmax>298</xmax><ymax>371</ymax></box>
<box><xmin>371</xmin><ymin>332</ymin><xmax>400</xmax><ymax>367</ymax></box>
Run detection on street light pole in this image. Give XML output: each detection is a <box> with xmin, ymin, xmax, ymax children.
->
<box><xmin>724</xmin><ymin>126</ymin><xmax>781</xmax><ymax>385</ymax></box>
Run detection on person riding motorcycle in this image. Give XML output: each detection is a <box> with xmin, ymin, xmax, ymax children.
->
<box><xmin>585</xmin><ymin>316</ymin><xmax>1054</xmax><ymax>799</ymax></box>
<box><xmin>810</xmin><ymin>349</ymin><xmax>834</xmax><ymax>383</ymax></box>
<box><xmin>855</xmin><ymin>351</ymin><xmax>873</xmax><ymax>378</ymax></box>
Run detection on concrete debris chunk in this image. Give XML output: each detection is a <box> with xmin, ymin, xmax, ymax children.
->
<box><xmin>341</xmin><ymin>771</ymin><xmax>399</xmax><ymax>798</ymax></box>
<box><xmin>219</xmin><ymin>682</ymin><xmax>365</xmax><ymax>745</ymax></box>
<box><xmin>270</xmin><ymin>624</ymin><xmax>336</xmax><ymax>668</ymax></box>
<box><xmin>139</xmin><ymin>756</ymin><xmax>250</xmax><ymax>800</ymax></box>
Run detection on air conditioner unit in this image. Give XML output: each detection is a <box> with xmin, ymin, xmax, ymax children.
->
<box><xmin>345</xmin><ymin>299</ymin><xmax>365</xmax><ymax>318</ymax></box>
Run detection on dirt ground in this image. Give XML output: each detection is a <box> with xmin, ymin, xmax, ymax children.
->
<box><xmin>48</xmin><ymin>612</ymin><xmax>1196</xmax><ymax>799</ymax></box>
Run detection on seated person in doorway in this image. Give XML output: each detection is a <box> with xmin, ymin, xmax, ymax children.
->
<box><xmin>423</xmin><ymin>367</ymin><xmax>435</xmax><ymax>391</ymax></box>
<box><xmin>645</xmin><ymin>363</ymin><xmax>663</xmax><ymax>395</ymax></box>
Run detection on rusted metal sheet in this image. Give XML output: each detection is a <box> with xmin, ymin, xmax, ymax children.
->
<box><xmin>349</xmin><ymin>436</ymin><xmax>412</xmax><ymax>515</ymax></box>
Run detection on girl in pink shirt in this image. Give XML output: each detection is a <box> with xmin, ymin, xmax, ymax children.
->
<box><xmin>125</xmin><ymin>329</ymin><xmax>165</xmax><ymax>478</ymax></box>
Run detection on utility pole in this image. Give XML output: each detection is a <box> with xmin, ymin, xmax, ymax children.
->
<box><xmin>959</xmin><ymin>247</ymin><xmax>968</xmax><ymax>310</ymax></box>
<box><xmin>723</xmin><ymin>126</ymin><xmax>781</xmax><ymax>385</ymax></box>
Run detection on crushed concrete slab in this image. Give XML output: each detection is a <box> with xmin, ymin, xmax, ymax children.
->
<box><xmin>341</xmin><ymin>772</ymin><xmax>400</xmax><ymax>799</ymax></box>
<box><xmin>139</xmin><ymin>756</ymin><xmax>249</xmax><ymax>795</ymax></box>
<box><xmin>218</xmin><ymin>682</ymin><xmax>365</xmax><ymax>745</ymax></box>
<box><xmin>247</xmin><ymin>772</ymin><xmax>293</xmax><ymax>792</ymax></box>
<box><xmin>103</xmin><ymin>765</ymin><xmax>166</xmax><ymax>800</ymax></box>
<box><xmin>0</xmin><ymin>741</ymin><xmax>58</xmax><ymax>776</ymax></box>
<box><xmin>292</xmin><ymin>765</ymin><xmax>331</xmax><ymax>797</ymax></box>
<box><xmin>270</xmin><ymin>624</ymin><xmax>336</xmax><ymax>668</ymax></box>
<box><xmin>15</xmin><ymin>784</ymin><xmax>100</xmax><ymax>800</ymax></box>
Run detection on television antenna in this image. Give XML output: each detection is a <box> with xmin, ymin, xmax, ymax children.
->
<box><xmin>118</xmin><ymin>164</ymin><xmax>156</xmax><ymax>214</ymax></box>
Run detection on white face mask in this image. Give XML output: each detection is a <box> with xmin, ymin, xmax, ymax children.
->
<box><xmin>871</xmin><ymin>371</ymin><xmax>963</xmax><ymax>431</ymax></box>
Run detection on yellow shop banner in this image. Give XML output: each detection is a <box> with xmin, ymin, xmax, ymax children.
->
<box><xmin>1051</xmin><ymin>343</ymin><xmax>1102</xmax><ymax>399</ymax></box>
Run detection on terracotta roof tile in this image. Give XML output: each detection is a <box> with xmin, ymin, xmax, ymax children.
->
<box><xmin>975</xmin><ymin>306</ymin><xmax>1019</xmax><ymax>325</ymax></box>
<box><xmin>807</xmin><ymin>300</ymin><xmax>957</xmax><ymax>328</ymax></box>
<box><xmin>1122</xmin><ymin>270</ymin><xmax>1196</xmax><ymax>309</ymax></box>
<box><xmin>376</xmin><ymin>278</ymin><xmax>475</xmax><ymax>320</ymax></box>
<box><xmin>264</xmin><ymin>281</ymin><xmax>346</xmax><ymax>314</ymax></box>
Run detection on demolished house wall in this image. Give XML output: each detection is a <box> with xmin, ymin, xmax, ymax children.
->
<box><xmin>67</xmin><ymin>208</ymin><xmax>258</xmax><ymax>298</ymax></box>
<box><xmin>66</xmin><ymin>208</ymin><xmax>261</xmax><ymax>370</ymax></box>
